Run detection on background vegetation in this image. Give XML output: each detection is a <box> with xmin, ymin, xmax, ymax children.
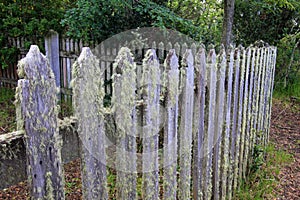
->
<box><xmin>0</xmin><ymin>0</ymin><xmax>299</xmax><ymax>95</ymax></box>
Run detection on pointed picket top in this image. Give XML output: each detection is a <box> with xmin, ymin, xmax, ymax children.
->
<box><xmin>158</xmin><ymin>42</ymin><xmax>165</xmax><ymax>59</ymax></box>
<box><xmin>181</xmin><ymin>43</ymin><xmax>188</xmax><ymax>57</ymax></box>
<box><xmin>152</xmin><ymin>41</ymin><xmax>157</xmax><ymax>49</ymax></box>
<box><xmin>207</xmin><ymin>47</ymin><xmax>217</xmax><ymax>66</ymax></box>
<box><xmin>191</xmin><ymin>43</ymin><xmax>197</xmax><ymax>57</ymax></box>
<box><xmin>218</xmin><ymin>45</ymin><xmax>227</xmax><ymax>73</ymax></box>
<box><xmin>174</xmin><ymin>42</ymin><xmax>181</xmax><ymax>56</ymax></box>
<box><xmin>17</xmin><ymin>45</ymin><xmax>53</xmax><ymax>80</ymax></box>
<box><xmin>166</xmin><ymin>42</ymin><xmax>172</xmax><ymax>51</ymax></box>
<box><xmin>114</xmin><ymin>47</ymin><xmax>134</xmax><ymax>73</ymax></box>
<box><xmin>182</xmin><ymin>49</ymin><xmax>194</xmax><ymax>69</ymax></box>
<box><xmin>165</xmin><ymin>49</ymin><xmax>179</xmax><ymax>70</ymax></box>
<box><xmin>195</xmin><ymin>44</ymin><xmax>206</xmax><ymax>73</ymax></box>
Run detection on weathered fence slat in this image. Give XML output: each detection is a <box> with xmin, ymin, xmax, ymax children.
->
<box><xmin>163</xmin><ymin>49</ymin><xmax>179</xmax><ymax>200</ymax></box>
<box><xmin>233</xmin><ymin>46</ymin><xmax>246</xmax><ymax>191</ymax></box>
<box><xmin>203</xmin><ymin>47</ymin><xmax>217</xmax><ymax>200</ymax></box>
<box><xmin>213</xmin><ymin>46</ymin><xmax>226</xmax><ymax>200</ymax></box>
<box><xmin>220</xmin><ymin>47</ymin><xmax>235</xmax><ymax>200</ymax></box>
<box><xmin>192</xmin><ymin>45</ymin><xmax>206</xmax><ymax>200</ymax></box>
<box><xmin>71</xmin><ymin>47</ymin><xmax>108</xmax><ymax>199</ymax></box>
<box><xmin>141</xmin><ymin>49</ymin><xmax>160</xmax><ymax>200</ymax></box>
<box><xmin>243</xmin><ymin>47</ymin><xmax>257</xmax><ymax>178</ymax></box>
<box><xmin>112</xmin><ymin>47</ymin><xmax>137</xmax><ymax>200</ymax></box>
<box><xmin>16</xmin><ymin>45</ymin><xmax>65</xmax><ymax>199</ymax></box>
<box><xmin>178</xmin><ymin>49</ymin><xmax>194</xmax><ymax>200</ymax></box>
<box><xmin>238</xmin><ymin>47</ymin><xmax>252</xmax><ymax>181</ymax></box>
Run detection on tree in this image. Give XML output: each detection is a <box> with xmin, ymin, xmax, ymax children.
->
<box><xmin>222</xmin><ymin>0</ymin><xmax>235</xmax><ymax>50</ymax></box>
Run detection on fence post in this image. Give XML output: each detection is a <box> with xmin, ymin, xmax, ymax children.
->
<box><xmin>45</xmin><ymin>30</ymin><xmax>60</xmax><ymax>88</ymax></box>
<box><xmin>15</xmin><ymin>45</ymin><xmax>64</xmax><ymax>199</ymax></box>
<box><xmin>71</xmin><ymin>47</ymin><xmax>108</xmax><ymax>199</ymax></box>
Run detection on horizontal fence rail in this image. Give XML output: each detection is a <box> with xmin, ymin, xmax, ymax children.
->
<box><xmin>14</xmin><ymin>40</ymin><xmax>277</xmax><ymax>199</ymax></box>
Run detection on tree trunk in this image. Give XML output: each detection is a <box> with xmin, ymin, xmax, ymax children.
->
<box><xmin>222</xmin><ymin>0</ymin><xmax>235</xmax><ymax>50</ymax></box>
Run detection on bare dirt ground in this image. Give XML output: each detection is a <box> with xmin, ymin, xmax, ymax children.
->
<box><xmin>0</xmin><ymin>98</ymin><xmax>299</xmax><ymax>199</ymax></box>
<box><xmin>270</xmin><ymin>99</ymin><xmax>300</xmax><ymax>200</ymax></box>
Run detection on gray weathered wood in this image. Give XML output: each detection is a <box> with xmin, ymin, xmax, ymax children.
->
<box><xmin>192</xmin><ymin>45</ymin><xmax>206</xmax><ymax>200</ymax></box>
<box><xmin>178</xmin><ymin>49</ymin><xmax>194</xmax><ymax>200</ymax></box>
<box><xmin>233</xmin><ymin>46</ymin><xmax>246</xmax><ymax>191</ymax></box>
<box><xmin>141</xmin><ymin>49</ymin><xmax>160</xmax><ymax>200</ymax></box>
<box><xmin>205</xmin><ymin>47</ymin><xmax>217</xmax><ymax>200</ymax></box>
<box><xmin>112</xmin><ymin>47</ymin><xmax>137</xmax><ymax>200</ymax></box>
<box><xmin>163</xmin><ymin>49</ymin><xmax>179</xmax><ymax>200</ymax></box>
<box><xmin>238</xmin><ymin>47</ymin><xmax>252</xmax><ymax>182</ymax></box>
<box><xmin>220</xmin><ymin>46</ymin><xmax>234</xmax><ymax>200</ymax></box>
<box><xmin>16</xmin><ymin>45</ymin><xmax>65</xmax><ymax>199</ymax></box>
<box><xmin>71</xmin><ymin>47</ymin><xmax>108</xmax><ymax>200</ymax></box>
<box><xmin>213</xmin><ymin>46</ymin><xmax>226</xmax><ymax>200</ymax></box>
<box><xmin>45</xmin><ymin>30</ymin><xmax>60</xmax><ymax>88</ymax></box>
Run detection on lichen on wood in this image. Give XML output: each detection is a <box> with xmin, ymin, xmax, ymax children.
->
<box><xmin>71</xmin><ymin>47</ymin><xmax>108</xmax><ymax>200</ymax></box>
<box><xmin>15</xmin><ymin>45</ymin><xmax>64</xmax><ymax>199</ymax></box>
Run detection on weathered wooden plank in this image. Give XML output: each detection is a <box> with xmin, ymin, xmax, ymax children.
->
<box><xmin>141</xmin><ymin>49</ymin><xmax>160</xmax><ymax>200</ymax></box>
<box><xmin>163</xmin><ymin>49</ymin><xmax>179</xmax><ymax>200</ymax></box>
<box><xmin>227</xmin><ymin>47</ymin><xmax>241</xmax><ymax>200</ymax></box>
<box><xmin>112</xmin><ymin>47</ymin><xmax>137</xmax><ymax>200</ymax></box>
<box><xmin>220</xmin><ymin>46</ymin><xmax>234</xmax><ymax>200</ymax></box>
<box><xmin>233</xmin><ymin>46</ymin><xmax>246</xmax><ymax>192</ymax></box>
<box><xmin>15</xmin><ymin>45</ymin><xmax>65</xmax><ymax>199</ymax></box>
<box><xmin>238</xmin><ymin>47</ymin><xmax>252</xmax><ymax>181</ymax></box>
<box><xmin>202</xmin><ymin>47</ymin><xmax>217</xmax><ymax>200</ymax></box>
<box><xmin>178</xmin><ymin>49</ymin><xmax>194</xmax><ymax>200</ymax></box>
<box><xmin>71</xmin><ymin>47</ymin><xmax>108</xmax><ymax>199</ymax></box>
<box><xmin>243</xmin><ymin>47</ymin><xmax>257</xmax><ymax>178</ymax></box>
<box><xmin>192</xmin><ymin>45</ymin><xmax>206</xmax><ymax>200</ymax></box>
<box><xmin>212</xmin><ymin>46</ymin><xmax>226</xmax><ymax>200</ymax></box>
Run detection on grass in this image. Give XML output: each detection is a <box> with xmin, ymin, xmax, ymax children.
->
<box><xmin>0</xmin><ymin>87</ymin><xmax>16</xmax><ymax>134</ymax></box>
<box><xmin>234</xmin><ymin>143</ymin><xmax>294</xmax><ymax>200</ymax></box>
<box><xmin>273</xmin><ymin>82</ymin><xmax>300</xmax><ymax>99</ymax></box>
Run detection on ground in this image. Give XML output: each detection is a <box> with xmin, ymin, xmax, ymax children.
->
<box><xmin>0</xmin><ymin>96</ymin><xmax>299</xmax><ymax>199</ymax></box>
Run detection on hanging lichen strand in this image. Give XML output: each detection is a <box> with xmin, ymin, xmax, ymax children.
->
<box><xmin>202</xmin><ymin>47</ymin><xmax>217</xmax><ymax>200</ymax></box>
<box><xmin>111</xmin><ymin>47</ymin><xmax>137</xmax><ymax>200</ymax></box>
<box><xmin>219</xmin><ymin>46</ymin><xmax>234</xmax><ymax>200</ymax></box>
<box><xmin>178</xmin><ymin>49</ymin><xmax>194</xmax><ymax>200</ymax></box>
<box><xmin>163</xmin><ymin>49</ymin><xmax>179</xmax><ymax>200</ymax></box>
<box><xmin>192</xmin><ymin>45</ymin><xmax>206</xmax><ymax>200</ymax></box>
<box><xmin>212</xmin><ymin>46</ymin><xmax>226</xmax><ymax>200</ymax></box>
<box><xmin>15</xmin><ymin>45</ymin><xmax>64</xmax><ymax>199</ymax></box>
<box><xmin>71</xmin><ymin>47</ymin><xmax>108</xmax><ymax>200</ymax></box>
<box><xmin>141</xmin><ymin>49</ymin><xmax>160</xmax><ymax>200</ymax></box>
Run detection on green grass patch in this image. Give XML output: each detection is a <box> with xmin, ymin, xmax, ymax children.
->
<box><xmin>234</xmin><ymin>143</ymin><xmax>294</xmax><ymax>200</ymax></box>
<box><xmin>0</xmin><ymin>87</ymin><xmax>16</xmax><ymax>134</ymax></box>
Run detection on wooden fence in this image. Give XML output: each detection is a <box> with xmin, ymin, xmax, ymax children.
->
<box><xmin>15</xmin><ymin>42</ymin><xmax>276</xmax><ymax>199</ymax></box>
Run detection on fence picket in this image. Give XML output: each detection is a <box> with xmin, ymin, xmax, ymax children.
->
<box><xmin>71</xmin><ymin>47</ymin><xmax>108</xmax><ymax>199</ymax></box>
<box><xmin>178</xmin><ymin>49</ymin><xmax>194</xmax><ymax>199</ymax></box>
<box><xmin>163</xmin><ymin>49</ymin><xmax>179</xmax><ymax>199</ymax></box>
<box><xmin>15</xmin><ymin>45</ymin><xmax>65</xmax><ymax>199</ymax></box>
<box><xmin>213</xmin><ymin>47</ymin><xmax>226</xmax><ymax>200</ymax></box>
<box><xmin>192</xmin><ymin>45</ymin><xmax>206</xmax><ymax>200</ymax></box>
<box><xmin>141</xmin><ymin>49</ymin><xmax>160</xmax><ymax>200</ymax></box>
<box><xmin>220</xmin><ymin>47</ymin><xmax>235</xmax><ymax>200</ymax></box>
<box><xmin>112</xmin><ymin>47</ymin><xmax>137</xmax><ymax>200</ymax></box>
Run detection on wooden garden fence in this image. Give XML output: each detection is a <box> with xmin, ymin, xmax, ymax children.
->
<box><xmin>15</xmin><ymin>41</ymin><xmax>276</xmax><ymax>199</ymax></box>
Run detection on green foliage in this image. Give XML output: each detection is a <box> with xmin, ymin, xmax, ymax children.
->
<box><xmin>234</xmin><ymin>0</ymin><xmax>300</xmax><ymax>45</ymax></box>
<box><xmin>0</xmin><ymin>88</ymin><xmax>16</xmax><ymax>133</ymax></box>
<box><xmin>235</xmin><ymin>143</ymin><xmax>293</xmax><ymax>200</ymax></box>
<box><xmin>274</xmin><ymin>31</ymin><xmax>300</xmax><ymax>97</ymax></box>
<box><xmin>61</xmin><ymin>0</ymin><xmax>221</xmax><ymax>44</ymax></box>
<box><xmin>0</xmin><ymin>0</ymin><xmax>71</xmax><ymax>68</ymax></box>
